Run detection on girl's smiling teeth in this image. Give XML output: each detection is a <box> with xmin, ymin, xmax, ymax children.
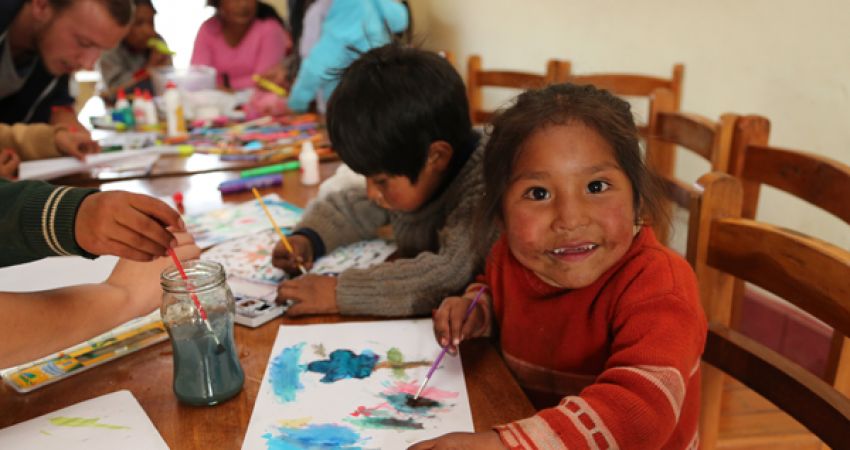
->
<box><xmin>548</xmin><ymin>243</ymin><xmax>599</xmax><ymax>256</ymax></box>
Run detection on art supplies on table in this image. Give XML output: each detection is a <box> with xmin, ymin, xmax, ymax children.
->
<box><xmin>0</xmin><ymin>390</ymin><xmax>168</xmax><ymax>450</ymax></box>
<box><xmin>239</xmin><ymin>160</ymin><xmax>300</xmax><ymax>178</ymax></box>
<box><xmin>202</xmin><ymin>227</ymin><xmax>396</xmax><ymax>327</ymax></box>
<box><xmin>184</xmin><ymin>193</ymin><xmax>302</xmax><ymax>249</ymax></box>
<box><xmin>241</xmin><ymin>320</ymin><xmax>474</xmax><ymax>449</ymax></box>
<box><xmin>1</xmin><ymin>311</ymin><xmax>167</xmax><ymax>393</ymax></box>
<box><xmin>217</xmin><ymin>173</ymin><xmax>284</xmax><ymax>194</ymax></box>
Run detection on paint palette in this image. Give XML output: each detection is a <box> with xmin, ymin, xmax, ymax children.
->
<box><xmin>241</xmin><ymin>320</ymin><xmax>474</xmax><ymax>449</ymax></box>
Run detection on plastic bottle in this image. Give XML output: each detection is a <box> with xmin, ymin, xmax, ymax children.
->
<box><xmin>132</xmin><ymin>88</ymin><xmax>146</xmax><ymax>127</ymax></box>
<box><xmin>299</xmin><ymin>139</ymin><xmax>320</xmax><ymax>186</ymax></box>
<box><xmin>143</xmin><ymin>90</ymin><xmax>158</xmax><ymax>128</ymax></box>
<box><xmin>164</xmin><ymin>81</ymin><xmax>186</xmax><ymax>137</ymax></box>
<box><xmin>113</xmin><ymin>90</ymin><xmax>134</xmax><ymax>127</ymax></box>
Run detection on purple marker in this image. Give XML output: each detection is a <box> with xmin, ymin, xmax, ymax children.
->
<box><xmin>218</xmin><ymin>173</ymin><xmax>283</xmax><ymax>194</ymax></box>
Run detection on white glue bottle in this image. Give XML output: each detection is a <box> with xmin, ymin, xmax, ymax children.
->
<box><xmin>164</xmin><ymin>81</ymin><xmax>186</xmax><ymax>137</ymax></box>
<box><xmin>299</xmin><ymin>140</ymin><xmax>320</xmax><ymax>186</ymax></box>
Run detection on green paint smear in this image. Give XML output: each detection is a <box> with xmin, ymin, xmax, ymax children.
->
<box><xmin>387</xmin><ymin>347</ymin><xmax>405</xmax><ymax>379</ymax></box>
<box><xmin>49</xmin><ymin>417</ymin><xmax>129</xmax><ymax>430</ymax></box>
<box><xmin>39</xmin><ymin>430</ymin><xmax>51</xmax><ymax>436</ymax></box>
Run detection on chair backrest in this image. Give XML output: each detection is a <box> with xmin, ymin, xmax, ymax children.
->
<box><xmin>563</xmin><ymin>63</ymin><xmax>684</xmax><ymax>137</ymax></box>
<box><xmin>689</xmin><ymin>172</ymin><xmax>850</xmax><ymax>449</ymax></box>
<box><xmin>728</xmin><ymin>115</ymin><xmax>850</xmax><ymax>388</ymax></box>
<box><xmin>645</xmin><ymin>87</ymin><xmax>737</xmax><ymax>246</ymax></box>
<box><xmin>466</xmin><ymin>54</ymin><xmax>569</xmax><ymax>124</ymax></box>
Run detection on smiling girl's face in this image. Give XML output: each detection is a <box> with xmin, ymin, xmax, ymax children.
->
<box><xmin>502</xmin><ymin>121</ymin><xmax>637</xmax><ymax>289</ymax></box>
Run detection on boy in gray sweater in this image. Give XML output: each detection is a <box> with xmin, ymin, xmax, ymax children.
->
<box><xmin>272</xmin><ymin>43</ymin><xmax>496</xmax><ymax>317</ymax></box>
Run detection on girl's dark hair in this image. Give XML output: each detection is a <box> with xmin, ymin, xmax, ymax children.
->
<box><xmin>207</xmin><ymin>0</ymin><xmax>285</xmax><ymax>27</ymax></box>
<box><xmin>479</xmin><ymin>83</ymin><xmax>668</xmax><ymax>233</ymax></box>
<box><xmin>47</xmin><ymin>0</ymin><xmax>135</xmax><ymax>25</ymax></box>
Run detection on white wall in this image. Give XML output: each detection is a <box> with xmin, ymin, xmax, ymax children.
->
<box><xmin>410</xmin><ymin>0</ymin><xmax>850</xmax><ymax>249</ymax></box>
<box><xmin>152</xmin><ymin>0</ymin><xmax>214</xmax><ymax>68</ymax></box>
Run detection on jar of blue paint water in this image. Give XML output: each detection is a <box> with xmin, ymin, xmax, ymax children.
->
<box><xmin>160</xmin><ymin>260</ymin><xmax>244</xmax><ymax>406</ymax></box>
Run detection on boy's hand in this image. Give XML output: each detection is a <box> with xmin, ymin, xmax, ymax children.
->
<box><xmin>0</xmin><ymin>148</ymin><xmax>20</xmax><ymax>180</ymax></box>
<box><xmin>277</xmin><ymin>275</ymin><xmax>338</xmax><ymax>316</ymax></box>
<box><xmin>408</xmin><ymin>431</ymin><xmax>506</xmax><ymax>450</ymax></box>
<box><xmin>271</xmin><ymin>234</ymin><xmax>313</xmax><ymax>275</ymax></box>
<box><xmin>107</xmin><ymin>231</ymin><xmax>200</xmax><ymax>316</ymax></box>
<box><xmin>75</xmin><ymin>191</ymin><xmax>184</xmax><ymax>261</ymax></box>
<box><xmin>55</xmin><ymin>128</ymin><xmax>100</xmax><ymax>160</ymax></box>
<box><xmin>433</xmin><ymin>285</ymin><xmax>490</xmax><ymax>356</ymax></box>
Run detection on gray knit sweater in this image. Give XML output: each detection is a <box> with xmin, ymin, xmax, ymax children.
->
<box><xmin>296</xmin><ymin>139</ymin><xmax>496</xmax><ymax>317</ymax></box>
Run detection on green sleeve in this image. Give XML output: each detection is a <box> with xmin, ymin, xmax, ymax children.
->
<box><xmin>0</xmin><ymin>179</ymin><xmax>98</xmax><ymax>267</ymax></box>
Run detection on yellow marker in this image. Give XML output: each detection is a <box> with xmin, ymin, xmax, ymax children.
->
<box><xmin>251</xmin><ymin>188</ymin><xmax>307</xmax><ymax>275</ymax></box>
<box><xmin>252</xmin><ymin>74</ymin><xmax>287</xmax><ymax>96</ymax></box>
<box><xmin>147</xmin><ymin>37</ymin><xmax>175</xmax><ymax>56</ymax></box>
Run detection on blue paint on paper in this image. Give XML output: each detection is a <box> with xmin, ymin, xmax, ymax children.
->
<box><xmin>307</xmin><ymin>349</ymin><xmax>379</xmax><ymax>383</ymax></box>
<box><xmin>269</xmin><ymin>342</ymin><xmax>306</xmax><ymax>402</ymax></box>
<box><xmin>262</xmin><ymin>423</ymin><xmax>365</xmax><ymax>449</ymax></box>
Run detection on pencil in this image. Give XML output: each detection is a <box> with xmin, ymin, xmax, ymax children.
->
<box><xmin>251</xmin><ymin>187</ymin><xmax>307</xmax><ymax>275</ymax></box>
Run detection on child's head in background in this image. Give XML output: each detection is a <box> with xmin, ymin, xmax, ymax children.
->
<box><xmin>123</xmin><ymin>0</ymin><xmax>157</xmax><ymax>53</ymax></box>
<box><xmin>326</xmin><ymin>43</ymin><xmax>475</xmax><ymax>213</ymax></box>
<box><xmin>480</xmin><ymin>83</ymin><xmax>667</xmax><ymax>289</ymax></box>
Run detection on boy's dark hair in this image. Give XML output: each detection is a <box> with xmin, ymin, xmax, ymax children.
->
<box><xmin>46</xmin><ymin>0</ymin><xmax>134</xmax><ymax>25</ymax></box>
<box><xmin>134</xmin><ymin>0</ymin><xmax>155</xmax><ymax>14</ymax></box>
<box><xmin>207</xmin><ymin>0</ymin><xmax>285</xmax><ymax>27</ymax></box>
<box><xmin>480</xmin><ymin>83</ymin><xmax>668</xmax><ymax>231</ymax></box>
<box><xmin>326</xmin><ymin>43</ymin><xmax>474</xmax><ymax>183</ymax></box>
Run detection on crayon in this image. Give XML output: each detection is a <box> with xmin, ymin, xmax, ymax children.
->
<box><xmin>218</xmin><ymin>173</ymin><xmax>283</xmax><ymax>194</ymax></box>
<box><xmin>240</xmin><ymin>161</ymin><xmax>300</xmax><ymax>178</ymax></box>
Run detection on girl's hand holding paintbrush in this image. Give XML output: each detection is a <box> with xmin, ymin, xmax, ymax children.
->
<box><xmin>432</xmin><ymin>283</ymin><xmax>492</xmax><ymax>355</ymax></box>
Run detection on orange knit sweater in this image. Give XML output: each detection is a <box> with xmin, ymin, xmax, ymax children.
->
<box><xmin>482</xmin><ymin>227</ymin><xmax>706</xmax><ymax>449</ymax></box>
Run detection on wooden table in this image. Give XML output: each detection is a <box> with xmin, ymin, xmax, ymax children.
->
<box><xmin>0</xmin><ymin>163</ymin><xmax>535</xmax><ymax>448</ymax></box>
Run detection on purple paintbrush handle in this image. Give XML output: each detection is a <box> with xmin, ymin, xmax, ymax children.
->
<box><xmin>425</xmin><ymin>285</ymin><xmax>488</xmax><ymax>379</ymax></box>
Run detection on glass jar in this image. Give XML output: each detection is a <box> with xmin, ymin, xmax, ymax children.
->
<box><xmin>160</xmin><ymin>260</ymin><xmax>244</xmax><ymax>406</ymax></box>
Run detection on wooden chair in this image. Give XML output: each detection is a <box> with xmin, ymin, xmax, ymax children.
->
<box><xmin>466</xmin><ymin>54</ymin><xmax>569</xmax><ymax>124</ymax></box>
<box><xmin>563</xmin><ymin>63</ymin><xmax>684</xmax><ymax>137</ymax></box>
<box><xmin>727</xmin><ymin>116</ymin><xmax>850</xmax><ymax>435</ymax></box>
<box><xmin>645</xmin><ymin>87</ymin><xmax>736</xmax><ymax>246</ymax></box>
<box><xmin>688</xmin><ymin>172</ymin><xmax>850</xmax><ymax>450</ymax></box>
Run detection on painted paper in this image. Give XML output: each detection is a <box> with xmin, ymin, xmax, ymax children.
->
<box><xmin>0</xmin><ymin>390</ymin><xmax>168</xmax><ymax>449</ymax></box>
<box><xmin>185</xmin><ymin>194</ymin><xmax>302</xmax><ymax>249</ymax></box>
<box><xmin>241</xmin><ymin>320</ymin><xmax>474</xmax><ymax>449</ymax></box>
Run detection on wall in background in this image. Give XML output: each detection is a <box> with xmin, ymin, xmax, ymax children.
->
<box><xmin>410</xmin><ymin>0</ymin><xmax>850</xmax><ymax>249</ymax></box>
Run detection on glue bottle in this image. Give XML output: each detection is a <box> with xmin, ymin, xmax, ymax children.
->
<box><xmin>164</xmin><ymin>81</ymin><xmax>186</xmax><ymax>137</ymax></box>
<box><xmin>299</xmin><ymin>139</ymin><xmax>320</xmax><ymax>186</ymax></box>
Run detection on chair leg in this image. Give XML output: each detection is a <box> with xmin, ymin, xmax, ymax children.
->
<box><xmin>700</xmin><ymin>362</ymin><xmax>725</xmax><ymax>450</ymax></box>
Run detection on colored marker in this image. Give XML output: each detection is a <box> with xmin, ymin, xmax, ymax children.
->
<box><xmin>240</xmin><ymin>161</ymin><xmax>300</xmax><ymax>178</ymax></box>
<box><xmin>218</xmin><ymin>173</ymin><xmax>283</xmax><ymax>194</ymax></box>
<box><xmin>147</xmin><ymin>37</ymin><xmax>175</xmax><ymax>55</ymax></box>
<box><xmin>172</xmin><ymin>192</ymin><xmax>185</xmax><ymax>214</ymax></box>
<box><xmin>252</xmin><ymin>74</ymin><xmax>287</xmax><ymax>96</ymax></box>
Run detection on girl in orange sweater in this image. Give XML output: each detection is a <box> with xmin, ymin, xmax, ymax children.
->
<box><xmin>412</xmin><ymin>83</ymin><xmax>707</xmax><ymax>450</ymax></box>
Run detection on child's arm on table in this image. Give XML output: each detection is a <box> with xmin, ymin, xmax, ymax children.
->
<box><xmin>0</xmin><ymin>232</ymin><xmax>199</xmax><ymax>368</ymax></box>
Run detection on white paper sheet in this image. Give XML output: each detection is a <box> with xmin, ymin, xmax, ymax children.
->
<box><xmin>18</xmin><ymin>148</ymin><xmax>177</xmax><ymax>180</ymax></box>
<box><xmin>242</xmin><ymin>319</ymin><xmax>474</xmax><ymax>449</ymax></box>
<box><xmin>0</xmin><ymin>390</ymin><xmax>168</xmax><ymax>449</ymax></box>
